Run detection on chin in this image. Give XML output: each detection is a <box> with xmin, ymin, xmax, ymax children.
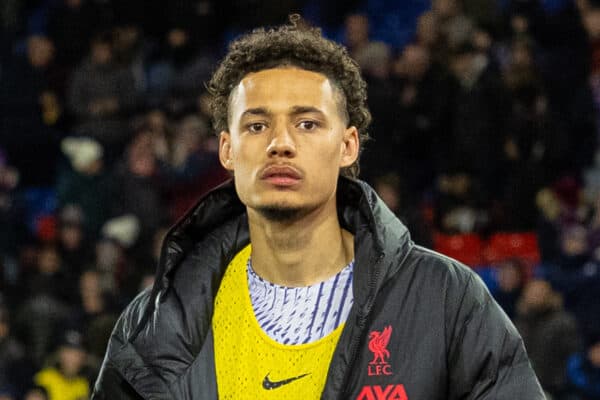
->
<box><xmin>256</xmin><ymin>206</ymin><xmax>304</xmax><ymax>222</ymax></box>
<box><xmin>253</xmin><ymin>196</ymin><xmax>315</xmax><ymax>222</ymax></box>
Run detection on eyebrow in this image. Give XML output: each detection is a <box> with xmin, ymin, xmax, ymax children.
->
<box><xmin>290</xmin><ymin>106</ymin><xmax>325</xmax><ymax>117</ymax></box>
<box><xmin>241</xmin><ymin>107</ymin><xmax>270</xmax><ymax>118</ymax></box>
<box><xmin>240</xmin><ymin>106</ymin><xmax>326</xmax><ymax>119</ymax></box>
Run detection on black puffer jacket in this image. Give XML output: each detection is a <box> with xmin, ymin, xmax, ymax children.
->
<box><xmin>92</xmin><ymin>178</ymin><xmax>545</xmax><ymax>399</ymax></box>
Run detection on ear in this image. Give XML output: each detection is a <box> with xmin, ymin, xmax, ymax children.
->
<box><xmin>339</xmin><ymin>126</ymin><xmax>359</xmax><ymax>168</ymax></box>
<box><xmin>219</xmin><ymin>131</ymin><xmax>234</xmax><ymax>171</ymax></box>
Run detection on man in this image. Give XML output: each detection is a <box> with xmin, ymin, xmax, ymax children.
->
<box><xmin>67</xmin><ymin>32</ymin><xmax>136</xmax><ymax>160</ymax></box>
<box><xmin>35</xmin><ymin>330</ymin><xmax>90</xmax><ymax>400</ymax></box>
<box><xmin>515</xmin><ymin>279</ymin><xmax>580</xmax><ymax>398</ymax></box>
<box><xmin>92</xmin><ymin>16</ymin><xmax>545</xmax><ymax>399</ymax></box>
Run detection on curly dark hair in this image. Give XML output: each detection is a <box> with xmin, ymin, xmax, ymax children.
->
<box><xmin>207</xmin><ymin>15</ymin><xmax>371</xmax><ymax>178</ymax></box>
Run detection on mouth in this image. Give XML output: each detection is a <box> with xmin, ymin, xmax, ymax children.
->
<box><xmin>260</xmin><ymin>164</ymin><xmax>302</xmax><ymax>187</ymax></box>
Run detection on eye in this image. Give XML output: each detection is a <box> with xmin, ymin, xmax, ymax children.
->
<box><xmin>247</xmin><ymin>122</ymin><xmax>267</xmax><ymax>133</ymax></box>
<box><xmin>297</xmin><ymin>120</ymin><xmax>319</xmax><ymax>131</ymax></box>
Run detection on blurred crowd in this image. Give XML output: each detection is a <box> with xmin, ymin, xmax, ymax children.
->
<box><xmin>1</xmin><ymin>0</ymin><xmax>600</xmax><ymax>399</ymax></box>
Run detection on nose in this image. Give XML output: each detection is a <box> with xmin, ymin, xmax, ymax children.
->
<box><xmin>266</xmin><ymin>122</ymin><xmax>296</xmax><ymax>158</ymax></box>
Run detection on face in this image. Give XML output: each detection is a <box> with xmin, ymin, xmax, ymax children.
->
<box><xmin>417</xmin><ymin>12</ymin><xmax>437</xmax><ymax>46</ymax></box>
<box><xmin>588</xmin><ymin>341</ymin><xmax>600</xmax><ymax>367</ymax></box>
<box><xmin>60</xmin><ymin>225</ymin><xmax>82</xmax><ymax>250</ymax></box>
<box><xmin>375</xmin><ymin>182</ymin><xmax>399</xmax><ymax>212</ymax></box>
<box><xmin>91</xmin><ymin>42</ymin><xmax>112</xmax><ymax>65</ymax></box>
<box><xmin>24</xmin><ymin>390</ymin><xmax>47</xmax><ymax>400</ymax></box>
<box><xmin>66</xmin><ymin>0</ymin><xmax>81</xmax><ymax>8</ymax></box>
<box><xmin>59</xmin><ymin>346</ymin><xmax>86</xmax><ymax>377</ymax></box>
<box><xmin>345</xmin><ymin>15</ymin><xmax>369</xmax><ymax>48</ymax></box>
<box><xmin>396</xmin><ymin>44</ymin><xmax>430</xmax><ymax>80</ymax></box>
<box><xmin>219</xmin><ymin>68</ymin><xmax>358</xmax><ymax>221</ymax></box>
<box><xmin>80</xmin><ymin>270</ymin><xmax>101</xmax><ymax>297</ymax></box>
<box><xmin>38</xmin><ymin>247</ymin><xmax>60</xmax><ymax>274</ymax></box>
<box><xmin>128</xmin><ymin>132</ymin><xmax>155</xmax><ymax>176</ymax></box>
<box><xmin>521</xmin><ymin>280</ymin><xmax>550</xmax><ymax>308</ymax></box>
<box><xmin>433</xmin><ymin>0</ymin><xmax>458</xmax><ymax>17</ymax></box>
<box><xmin>498</xmin><ymin>263</ymin><xmax>522</xmax><ymax>292</ymax></box>
<box><xmin>27</xmin><ymin>36</ymin><xmax>55</xmax><ymax>68</ymax></box>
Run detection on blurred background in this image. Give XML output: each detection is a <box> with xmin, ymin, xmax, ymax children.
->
<box><xmin>1</xmin><ymin>0</ymin><xmax>600</xmax><ymax>399</ymax></box>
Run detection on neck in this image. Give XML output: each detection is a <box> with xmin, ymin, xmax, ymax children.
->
<box><xmin>247</xmin><ymin>198</ymin><xmax>354</xmax><ymax>287</ymax></box>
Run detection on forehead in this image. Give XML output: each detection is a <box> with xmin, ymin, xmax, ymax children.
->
<box><xmin>231</xmin><ymin>68</ymin><xmax>337</xmax><ymax>111</ymax></box>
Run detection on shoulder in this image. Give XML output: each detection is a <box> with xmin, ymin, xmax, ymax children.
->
<box><xmin>400</xmin><ymin>245</ymin><xmax>509</xmax><ymax>340</ymax></box>
<box><xmin>91</xmin><ymin>289</ymin><xmax>153</xmax><ymax>397</ymax></box>
<box><xmin>74</xmin><ymin>376</ymin><xmax>91</xmax><ymax>391</ymax></box>
<box><xmin>34</xmin><ymin>367</ymin><xmax>60</xmax><ymax>384</ymax></box>
<box><xmin>107</xmin><ymin>287</ymin><xmax>153</xmax><ymax>348</ymax></box>
<box><xmin>545</xmin><ymin>309</ymin><xmax>579</xmax><ymax>331</ymax></box>
<box><xmin>120</xmin><ymin>288</ymin><xmax>153</xmax><ymax>334</ymax></box>
<box><xmin>404</xmin><ymin>244</ymin><xmax>487</xmax><ymax>303</ymax></box>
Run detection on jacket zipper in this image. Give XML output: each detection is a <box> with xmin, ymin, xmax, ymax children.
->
<box><xmin>338</xmin><ymin>251</ymin><xmax>384</xmax><ymax>400</ymax></box>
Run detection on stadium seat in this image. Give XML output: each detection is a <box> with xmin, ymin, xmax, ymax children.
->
<box><xmin>483</xmin><ymin>232</ymin><xmax>540</xmax><ymax>266</ymax></box>
<box><xmin>433</xmin><ymin>233</ymin><xmax>484</xmax><ymax>267</ymax></box>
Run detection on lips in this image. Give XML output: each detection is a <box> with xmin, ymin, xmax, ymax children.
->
<box><xmin>260</xmin><ymin>164</ymin><xmax>302</xmax><ymax>187</ymax></box>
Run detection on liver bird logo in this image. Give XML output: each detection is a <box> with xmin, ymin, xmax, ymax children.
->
<box><xmin>368</xmin><ymin>325</ymin><xmax>392</xmax><ymax>364</ymax></box>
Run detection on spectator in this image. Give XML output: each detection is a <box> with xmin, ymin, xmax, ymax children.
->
<box><xmin>68</xmin><ymin>269</ymin><xmax>117</xmax><ymax>371</ymax></box>
<box><xmin>57</xmin><ymin>137</ymin><xmax>111</xmax><ymax>239</ymax></box>
<box><xmin>162</xmin><ymin>0</ymin><xmax>224</xmax><ymax>51</ymax></box>
<box><xmin>373</xmin><ymin>173</ymin><xmax>432</xmax><ymax>247</ymax></box>
<box><xmin>559</xmin><ymin>224</ymin><xmax>590</xmax><ymax>270</ymax></box>
<box><xmin>387</xmin><ymin>42</ymin><xmax>453</xmax><ymax>190</ymax></box>
<box><xmin>500</xmin><ymin>37</ymin><xmax>570</xmax><ymax>228</ymax></box>
<box><xmin>536</xmin><ymin>187</ymin><xmax>563</xmax><ymax>263</ymax></box>
<box><xmin>112</xmin><ymin>23</ymin><xmax>148</xmax><ymax>95</ymax></box>
<box><xmin>415</xmin><ymin>11</ymin><xmax>441</xmax><ymax>53</ymax></box>
<box><xmin>536</xmin><ymin>0</ymin><xmax>589</xmax><ymax>110</ymax></box>
<box><xmin>567</xmin><ymin>333</ymin><xmax>600</xmax><ymax>400</ymax></box>
<box><xmin>110</xmin><ymin>128</ymin><xmax>165</xmax><ymax>247</ymax></box>
<box><xmin>92</xmin><ymin>237</ymin><xmax>123</xmax><ymax>298</ymax></box>
<box><xmin>447</xmin><ymin>42</ymin><xmax>509</xmax><ymax>198</ymax></box>
<box><xmin>56</xmin><ymin>206</ymin><xmax>93</xmax><ymax>276</ymax></box>
<box><xmin>515</xmin><ymin>279</ymin><xmax>581</xmax><ymax>398</ymax></box>
<box><xmin>0</xmin><ymin>35</ymin><xmax>64</xmax><ymax>123</ymax></box>
<box><xmin>137</xmin><ymin>269</ymin><xmax>155</xmax><ymax>293</ymax></box>
<box><xmin>0</xmin><ymin>149</ymin><xmax>22</xmax><ymax>265</ymax></box>
<box><xmin>98</xmin><ymin>215</ymin><xmax>141</xmax><ymax>299</ymax></box>
<box><xmin>461</xmin><ymin>0</ymin><xmax>500</xmax><ymax>30</ymax></box>
<box><xmin>22</xmin><ymin>385</ymin><xmax>48</xmax><ymax>400</ymax></box>
<box><xmin>34</xmin><ymin>329</ymin><xmax>89</xmax><ymax>400</ymax></box>
<box><xmin>67</xmin><ymin>32</ymin><xmax>137</xmax><ymax>160</ymax></box>
<box><xmin>23</xmin><ymin>244</ymin><xmax>75</xmax><ymax>304</ymax></box>
<box><xmin>0</xmin><ymin>300</ymin><xmax>27</xmax><ymax>395</ymax></box>
<box><xmin>0</xmin><ymin>389</ymin><xmax>14</xmax><ymax>400</ymax></box>
<box><xmin>70</xmin><ymin>269</ymin><xmax>113</xmax><ymax>330</ymax></box>
<box><xmin>492</xmin><ymin>258</ymin><xmax>526</xmax><ymax>319</ymax></box>
<box><xmin>0</xmin><ymin>35</ymin><xmax>62</xmax><ymax>185</ymax></box>
<box><xmin>160</xmin><ymin>114</ymin><xmax>228</xmax><ymax>220</ymax></box>
<box><xmin>47</xmin><ymin>0</ymin><xmax>96</xmax><ymax>69</ymax></box>
<box><xmin>433</xmin><ymin>171</ymin><xmax>488</xmax><ymax>234</ymax></box>
<box><xmin>544</xmin><ymin>224</ymin><xmax>600</xmax><ymax>340</ymax></box>
<box><xmin>14</xmin><ymin>244</ymin><xmax>71</xmax><ymax>367</ymax></box>
<box><xmin>344</xmin><ymin>14</ymin><xmax>391</xmax><ymax>75</ymax></box>
<box><xmin>432</xmin><ymin>0</ymin><xmax>475</xmax><ymax>53</ymax></box>
<box><xmin>145</xmin><ymin>108</ymin><xmax>172</xmax><ymax>140</ymax></box>
<box><xmin>146</xmin><ymin>27</ymin><xmax>216</xmax><ymax>113</ymax></box>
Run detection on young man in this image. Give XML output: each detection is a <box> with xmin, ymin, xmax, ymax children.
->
<box><xmin>92</xmin><ymin>17</ymin><xmax>545</xmax><ymax>399</ymax></box>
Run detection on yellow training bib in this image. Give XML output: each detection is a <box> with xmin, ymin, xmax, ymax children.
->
<box><xmin>212</xmin><ymin>245</ymin><xmax>344</xmax><ymax>399</ymax></box>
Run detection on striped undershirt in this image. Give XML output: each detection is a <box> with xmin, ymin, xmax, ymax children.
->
<box><xmin>247</xmin><ymin>258</ymin><xmax>354</xmax><ymax>345</ymax></box>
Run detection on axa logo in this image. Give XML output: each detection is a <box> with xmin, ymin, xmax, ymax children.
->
<box><xmin>357</xmin><ymin>384</ymin><xmax>408</xmax><ymax>400</ymax></box>
<box><xmin>368</xmin><ymin>325</ymin><xmax>392</xmax><ymax>376</ymax></box>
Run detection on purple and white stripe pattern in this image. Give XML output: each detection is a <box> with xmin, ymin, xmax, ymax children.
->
<box><xmin>247</xmin><ymin>258</ymin><xmax>354</xmax><ymax>345</ymax></box>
